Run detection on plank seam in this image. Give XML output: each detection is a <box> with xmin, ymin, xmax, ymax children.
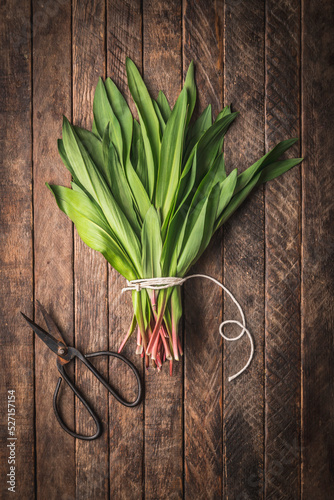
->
<box><xmin>141</xmin><ymin>2</ymin><xmax>146</xmax><ymax>497</ymax></box>
<box><xmin>31</xmin><ymin>0</ymin><xmax>37</xmax><ymax>496</ymax></box>
<box><xmin>300</xmin><ymin>0</ymin><xmax>304</xmax><ymax>498</ymax></box>
<box><xmin>264</xmin><ymin>1</ymin><xmax>267</xmax><ymax>498</ymax></box>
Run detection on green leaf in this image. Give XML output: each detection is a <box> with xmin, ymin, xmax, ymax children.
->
<box><xmin>47</xmin><ymin>184</ymin><xmax>138</xmax><ymax>280</ymax></box>
<box><xmin>107</xmin><ymin>142</ymin><xmax>141</xmax><ymax>235</ymax></box>
<box><xmin>157</xmin><ymin>91</ymin><xmax>171</xmax><ymax>122</ymax></box>
<box><xmin>184</xmin><ymin>60</ymin><xmax>196</xmax><ymax>126</ymax></box>
<box><xmin>93</xmin><ymin>78</ymin><xmax>123</xmax><ymax>160</ymax></box>
<box><xmin>125</xmin><ymin>159</ymin><xmax>151</xmax><ymax>222</ymax></box>
<box><xmin>62</xmin><ymin>116</ymin><xmax>142</xmax><ymax>274</ymax></box>
<box><xmin>184</xmin><ymin>104</ymin><xmax>212</xmax><ymax>162</ymax></box>
<box><xmin>195</xmin><ymin>112</ymin><xmax>238</xmax><ymax>185</ymax></box>
<box><xmin>137</xmin><ymin>107</ymin><xmax>156</xmax><ymax>199</ymax></box>
<box><xmin>235</xmin><ymin>138</ymin><xmax>299</xmax><ymax>194</ymax></box>
<box><xmin>58</xmin><ymin>138</ymin><xmax>76</xmax><ymax>179</ymax></box>
<box><xmin>73</xmin><ymin>126</ymin><xmax>109</xmax><ymax>184</ymax></box>
<box><xmin>126</xmin><ymin>57</ymin><xmax>160</xmax><ymax>176</ymax></box>
<box><xmin>216</xmin><ymin>168</ymin><xmax>238</xmax><ymax>223</ymax></box>
<box><xmin>153</xmin><ymin>99</ymin><xmax>166</xmax><ymax>135</ymax></box>
<box><xmin>216</xmin><ymin>172</ymin><xmax>261</xmax><ymax>228</ymax></box>
<box><xmin>141</xmin><ymin>206</ymin><xmax>162</xmax><ymax>279</ymax></box>
<box><xmin>215</xmin><ymin>104</ymin><xmax>232</xmax><ymax>122</ymax></box>
<box><xmin>177</xmin><ymin>194</ymin><xmax>209</xmax><ymax>276</ymax></box>
<box><xmin>155</xmin><ymin>87</ymin><xmax>188</xmax><ymax>223</ymax></box>
<box><xmin>131</xmin><ymin>122</ymin><xmax>149</xmax><ymax>194</ymax></box>
<box><xmin>105</xmin><ymin>78</ymin><xmax>133</xmax><ymax>166</ymax></box>
<box><xmin>256</xmin><ymin>157</ymin><xmax>303</xmax><ymax>185</ymax></box>
<box><xmin>197</xmin><ymin>183</ymin><xmax>221</xmax><ymax>259</ymax></box>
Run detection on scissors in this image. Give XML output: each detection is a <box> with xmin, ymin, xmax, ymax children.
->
<box><xmin>21</xmin><ymin>301</ymin><xmax>142</xmax><ymax>441</ymax></box>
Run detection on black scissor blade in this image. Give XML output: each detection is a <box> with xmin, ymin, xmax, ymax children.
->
<box><xmin>36</xmin><ymin>300</ymin><xmax>65</xmax><ymax>345</ymax></box>
<box><xmin>21</xmin><ymin>312</ymin><xmax>64</xmax><ymax>356</ymax></box>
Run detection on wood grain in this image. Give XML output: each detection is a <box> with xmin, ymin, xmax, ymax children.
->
<box><xmin>107</xmin><ymin>1</ymin><xmax>144</xmax><ymax>498</ymax></box>
<box><xmin>0</xmin><ymin>1</ymin><xmax>34</xmax><ymax>497</ymax></box>
<box><xmin>143</xmin><ymin>1</ymin><xmax>183</xmax><ymax>498</ymax></box>
<box><xmin>32</xmin><ymin>0</ymin><xmax>74</xmax><ymax>497</ymax></box>
<box><xmin>223</xmin><ymin>0</ymin><xmax>265</xmax><ymax>498</ymax></box>
<box><xmin>183</xmin><ymin>1</ymin><xmax>224</xmax><ymax>498</ymax></box>
<box><xmin>72</xmin><ymin>1</ymin><xmax>109</xmax><ymax>498</ymax></box>
<box><xmin>1</xmin><ymin>1</ymin><xmax>334</xmax><ymax>498</ymax></box>
<box><xmin>265</xmin><ymin>1</ymin><xmax>301</xmax><ymax>499</ymax></box>
<box><xmin>301</xmin><ymin>0</ymin><xmax>334</xmax><ymax>497</ymax></box>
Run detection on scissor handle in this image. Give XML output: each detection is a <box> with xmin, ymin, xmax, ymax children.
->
<box><xmin>53</xmin><ymin>349</ymin><xmax>142</xmax><ymax>440</ymax></box>
<box><xmin>83</xmin><ymin>350</ymin><xmax>142</xmax><ymax>407</ymax></box>
<box><xmin>53</xmin><ymin>364</ymin><xmax>102</xmax><ymax>441</ymax></box>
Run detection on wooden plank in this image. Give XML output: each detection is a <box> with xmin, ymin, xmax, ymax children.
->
<box><xmin>301</xmin><ymin>0</ymin><xmax>334</xmax><ymax>497</ymax></box>
<box><xmin>183</xmin><ymin>1</ymin><xmax>224</xmax><ymax>498</ymax></box>
<box><xmin>33</xmin><ymin>0</ymin><xmax>74</xmax><ymax>497</ymax></box>
<box><xmin>72</xmin><ymin>1</ymin><xmax>109</xmax><ymax>498</ymax></box>
<box><xmin>0</xmin><ymin>1</ymin><xmax>34</xmax><ymax>497</ymax></box>
<box><xmin>142</xmin><ymin>1</ymin><xmax>183</xmax><ymax>498</ymax></box>
<box><xmin>106</xmin><ymin>1</ymin><xmax>144</xmax><ymax>498</ymax></box>
<box><xmin>264</xmin><ymin>1</ymin><xmax>301</xmax><ymax>498</ymax></box>
<box><xmin>223</xmin><ymin>0</ymin><xmax>265</xmax><ymax>498</ymax></box>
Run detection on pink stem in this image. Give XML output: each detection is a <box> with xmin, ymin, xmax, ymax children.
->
<box><xmin>177</xmin><ymin>335</ymin><xmax>183</xmax><ymax>356</ymax></box>
<box><xmin>160</xmin><ymin>329</ymin><xmax>172</xmax><ymax>360</ymax></box>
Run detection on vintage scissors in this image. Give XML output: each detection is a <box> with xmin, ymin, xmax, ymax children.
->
<box><xmin>21</xmin><ymin>301</ymin><xmax>142</xmax><ymax>441</ymax></box>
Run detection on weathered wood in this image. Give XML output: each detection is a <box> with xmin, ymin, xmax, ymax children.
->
<box><xmin>301</xmin><ymin>0</ymin><xmax>334</xmax><ymax>497</ymax></box>
<box><xmin>265</xmin><ymin>1</ymin><xmax>301</xmax><ymax>498</ymax></box>
<box><xmin>107</xmin><ymin>1</ymin><xmax>144</xmax><ymax>498</ymax></box>
<box><xmin>72</xmin><ymin>1</ymin><xmax>109</xmax><ymax>498</ymax></box>
<box><xmin>223</xmin><ymin>0</ymin><xmax>265</xmax><ymax>498</ymax></box>
<box><xmin>183</xmin><ymin>1</ymin><xmax>224</xmax><ymax>498</ymax></box>
<box><xmin>143</xmin><ymin>1</ymin><xmax>183</xmax><ymax>499</ymax></box>
<box><xmin>33</xmin><ymin>0</ymin><xmax>74</xmax><ymax>497</ymax></box>
<box><xmin>0</xmin><ymin>1</ymin><xmax>34</xmax><ymax>497</ymax></box>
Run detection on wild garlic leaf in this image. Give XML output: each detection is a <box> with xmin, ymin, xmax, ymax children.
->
<box><xmin>141</xmin><ymin>206</ymin><xmax>162</xmax><ymax>279</ymax></box>
<box><xmin>58</xmin><ymin>138</ymin><xmax>76</xmax><ymax>179</ymax></box>
<box><xmin>47</xmin><ymin>184</ymin><xmax>138</xmax><ymax>280</ymax></box>
<box><xmin>125</xmin><ymin>159</ymin><xmax>151</xmax><ymax>222</ymax></box>
<box><xmin>132</xmin><ymin>123</ymin><xmax>149</xmax><ymax>194</ymax></box>
<box><xmin>216</xmin><ymin>172</ymin><xmax>261</xmax><ymax>228</ymax></box>
<box><xmin>137</xmin><ymin>107</ymin><xmax>156</xmax><ymax>200</ymax></box>
<box><xmin>183</xmin><ymin>60</ymin><xmax>196</xmax><ymax>126</ymax></box>
<box><xmin>73</xmin><ymin>125</ymin><xmax>109</xmax><ymax>185</ymax></box>
<box><xmin>177</xmin><ymin>194</ymin><xmax>209</xmax><ymax>276</ymax></box>
<box><xmin>62</xmin><ymin>116</ymin><xmax>142</xmax><ymax>273</ymax></box>
<box><xmin>183</xmin><ymin>104</ymin><xmax>212</xmax><ymax>162</ymax></box>
<box><xmin>216</xmin><ymin>168</ymin><xmax>238</xmax><ymax>222</ymax></box>
<box><xmin>195</xmin><ymin>112</ymin><xmax>238</xmax><ymax>185</ymax></box>
<box><xmin>196</xmin><ymin>183</ymin><xmax>221</xmax><ymax>261</ymax></box>
<box><xmin>93</xmin><ymin>78</ymin><xmax>122</xmax><ymax>158</ymax></box>
<box><xmin>156</xmin><ymin>87</ymin><xmax>188</xmax><ymax>224</ymax></box>
<box><xmin>126</xmin><ymin>58</ymin><xmax>161</xmax><ymax>172</ymax></box>
<box><xmin>153</xmin><ymin>99</ymin><xmax>166</xmax><ymax>135</ymax></box>
<box><xmin>105</xmin><ymin>78</ymin><xmax>133</xmax><ymax>166</ymax></box>
<box><xmin>256</xmin><ymin>157</ymin><xmax>303</xmax><ymax>185</ymax></box>
<box><xmin>235</xmin><ymin>138</ymin><xmax>299</xmax><ymax>194</ymax></box>
<box><xmin>156</xmin><ymin>90</ymin><xmax>171</xmax><ymax>122</ymax></box>
<box><xmin>107</xmin><ymin>142</ymin><xmax>141</xmax><ymax>236</ymax></box>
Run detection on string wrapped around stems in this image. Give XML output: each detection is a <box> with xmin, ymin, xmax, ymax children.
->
<box><xmin>122</xmin><ymin>274</ymin><xmax>254</xmax><ymax>381</ymax></box>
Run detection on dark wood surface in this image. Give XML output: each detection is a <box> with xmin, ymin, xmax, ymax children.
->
<box><xmin>0</xmin><ymin>0</ymin><xmax>333</xmax><ymax>499</ymax></box>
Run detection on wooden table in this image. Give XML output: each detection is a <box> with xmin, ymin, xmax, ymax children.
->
<box><xmin>1</xmin><ymin>0</ymin><xmax>333</xmax><ymax>498</ymax></box>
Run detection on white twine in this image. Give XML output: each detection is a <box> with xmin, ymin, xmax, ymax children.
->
<box><xmin>122</xmin><ymin>274</ymin><xmax>254</xmax><ymax>381</ymax></box>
